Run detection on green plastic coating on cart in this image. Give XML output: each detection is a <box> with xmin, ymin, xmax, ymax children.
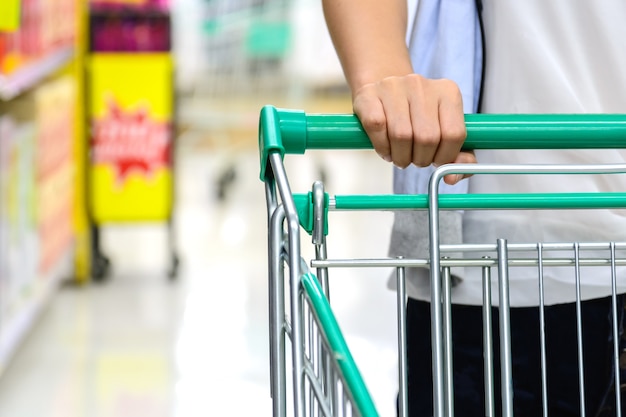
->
<box><xmin>290</xmin><ymin>112</ymin><xmax>626</xmax><ymax>151</ymax></box>
<box><xmin>293</xmin><ymin>192</ymin><xmax>626</xmax><ymax>235</ymax></box>
<box><xmin>333</xmin><ymin>192</ymin><xmax>626</xmax><ymax>210</ymax></box>
<box><xmin>299</xmin><ymin>112</ymin><xmax>626</xmax><ymax>151</ymax></box>
<box><xmin>259</xmin><ymin>105</ymin><xmax>626</xmax><ymax>180</ymax></box>
<box><xmin>293</xmin><ymin>192</ymin><xmax>329</xmax><ymax>235</ymax></box>
<box><xmin>301</xmin><ymin>272</ymin><xmax>380</xmax><ymax>417</ymax></box>
<box><xmin>259</xmin><ymin>105</ymin><xmax>307</xmax><ymax>181</ymax></box>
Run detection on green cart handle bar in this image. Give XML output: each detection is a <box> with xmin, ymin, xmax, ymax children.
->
<box><xmin>259</xmin><ymin>105</ymin><xmax>626</xmax><ymax>181</ymax></box>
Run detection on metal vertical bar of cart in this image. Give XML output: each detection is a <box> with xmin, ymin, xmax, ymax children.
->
<box><xmin>260</xmin><ymin>105</ymin><xmax>626</xmax><ymax>417</ymax></box>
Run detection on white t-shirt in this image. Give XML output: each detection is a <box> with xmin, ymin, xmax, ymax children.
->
<box><xmin>458</xmin><ymin>1</ymin><xmax>626</xmax><ymax>306</ymax></box>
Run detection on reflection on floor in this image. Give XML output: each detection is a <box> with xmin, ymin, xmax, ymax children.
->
<box><xmin>0</xmin><ymin>104</ymin><xmax>401</xmax><ymax>416</ymax></box>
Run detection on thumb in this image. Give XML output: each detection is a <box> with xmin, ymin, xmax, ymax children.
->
<box><xmin>443</xmin><ymin>151</ymin><xmax>477</xmax><ymax>185</ymax></box>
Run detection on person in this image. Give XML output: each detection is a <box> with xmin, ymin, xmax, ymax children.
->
<box><xmin>322</xmin><ymin>0</ymin><xmax>626</xmax><ymax>416</ymax></box>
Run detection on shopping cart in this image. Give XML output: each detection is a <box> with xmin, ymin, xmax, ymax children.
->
<box><xmin>259</xmin><ymin>105</ymin><xmax>626</xmax><ymax>417</ymax></box>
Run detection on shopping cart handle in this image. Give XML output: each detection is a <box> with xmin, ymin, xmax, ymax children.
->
<box><xmin>259</xmin><ymin>105</ymin><xmax>626</xmax><ymax>180</ymax></box>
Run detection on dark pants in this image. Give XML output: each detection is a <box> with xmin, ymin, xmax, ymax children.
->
<box><xmin>405</xmin><ymin>296</ymin><xmax>624</xmax><ymax>417</ymax></box>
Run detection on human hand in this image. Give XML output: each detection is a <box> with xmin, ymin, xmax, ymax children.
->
<box><xmin>353</xmin><ymin>74</ymin><xmax>475</xmax><ymax>185</ymax></box>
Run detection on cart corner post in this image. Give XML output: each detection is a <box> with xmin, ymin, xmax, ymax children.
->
<box><xmin>259</xmin><ymin>105</ymin><xmax>307</xmax><ymax>182</ymax></box>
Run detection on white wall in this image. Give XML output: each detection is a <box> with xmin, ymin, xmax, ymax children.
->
<box><xmin>171</xmin><ymin>0</ymin><xmax>206</xmax><ymax>92</ymax></box>
<box><xmin>286</xmin><ymin>0</ymin><xmax>420</xmax><ymax>89</ymax></box>
<box><xmin>285</xmin><ymin>0</ymin><xmax>346</xmax><ymax>89</ymax></box>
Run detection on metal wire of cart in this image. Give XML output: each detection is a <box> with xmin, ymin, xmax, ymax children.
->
<box><xmin>260</xmin><ymin>105</ymin><xmax>626</xmax><ymax>417</ymax></box>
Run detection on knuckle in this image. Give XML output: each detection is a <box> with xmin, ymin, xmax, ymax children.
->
<box><xmin>439</xmin><ymin>78</ymin><xmax>461</xmax><ymax>93</ymax></box>
<box><xmin>389</xmin><ymin>127</ymin><xmax>414</xmax><ymax>143</ymax></box>
<box><xmin>438</xmin><ymin>79</ymin><xmax>463</xmax><ymax>100</ymax></box>
<box><xmin>379</xmin><ymin>74</ymin><xmax>398</xmax><ymax>84</ymax></box>
<box><xmin>360</xmin><ymin>114</ymin><xmax>386</xmax><ymax>132</ymax></box>
<box><xmin>442</xmin><ymin>125</ymin><xmax>467</xmax><ymax>143</ymax></box>
<box><xmin>382</xmin><ymin>74</ymin><xmax>426</xmax><ymax>93</ymax></box>
<box><xmin>415</xmin><ymin>130</ymin><xmax>441</xmax><ymax>147</ymax></box>
<box><xmin>405</xmin><ymin>73</ymin><xmax>426</xmax><ymax>85</ymax></box>
<box><xmin>405</xmin><ymin>74</ymin><xmax>428</xmax><ymax>92</ymax></box>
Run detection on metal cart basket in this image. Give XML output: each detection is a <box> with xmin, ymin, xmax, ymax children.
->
<box><xmin>259</xmin><ymin>105</ymin><xmax>626</xmax><ymax>417</ymax></box>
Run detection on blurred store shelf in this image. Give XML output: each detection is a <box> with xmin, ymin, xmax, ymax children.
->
<box><xmin>0</xmin><ymin>47</ymin><xmax>75</xmax><ymax>101</ymax></box>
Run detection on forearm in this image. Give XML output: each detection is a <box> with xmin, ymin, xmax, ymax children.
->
<box><xmin>322</xmin><ymin>0</ymin><xmax>414</xmax><ymax>93</ymax></box>
<box><xmin>322</xmin><ymin>0</ymin><xmax>471</xmax><ymax>176</ymax></box>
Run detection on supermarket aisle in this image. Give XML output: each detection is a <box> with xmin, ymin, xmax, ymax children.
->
<box><xmin>0</xmin><ymin>133</ymin><xmax>400</xmax><ymax>416</ymax></box>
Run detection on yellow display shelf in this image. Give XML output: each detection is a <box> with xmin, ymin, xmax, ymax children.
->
<box><xmin>72</xmin><ymin>0</ymin><xmax>91</xmax><ymax>284</ymax></box>
<box><xmin>84</xmin><ymin>0</ymin><xmax>178</xmax><ymax>280</ymax></box>
<box><xmin>88</xmin><ymin>53</ymin><xmax>174</xmax><ymax>223</ymax></box>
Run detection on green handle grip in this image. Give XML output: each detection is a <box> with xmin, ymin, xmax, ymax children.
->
<box><xmin>259</xmin><ymin>105</ymin><xmax>626</xmax><ymax>180</ymax></box>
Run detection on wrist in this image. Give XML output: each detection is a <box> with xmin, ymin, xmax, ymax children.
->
<box><xmin>350</xmin><ymin>65</ymin><xmax>415</xmax><ymax>95</ymax></box>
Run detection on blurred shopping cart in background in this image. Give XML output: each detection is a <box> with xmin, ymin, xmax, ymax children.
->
<box><xmin>198</xmin><ymin>0</ymin><xmax>292</xmax><ymax>97</ymax></box>
<box><xmin>260</xmin><ymin>105</ymin><xmax>626</xmax><ymax>416</ymax></box>
<box><xmin>175</xmin><ymin>0</ymin><xmax>349</xmax><ymax>201</ymax></box>
<box><xmin>176</xmin><ymin>0</ymin><xmax>295</xmax><ymax>201</ymax></box>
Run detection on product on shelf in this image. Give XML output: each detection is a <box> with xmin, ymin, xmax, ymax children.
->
<box><xmin>0</xmin><ymin>0</ymin><xmax>76</xmax><ymax>75</ymax></box>
<box><xmin>0</xmin><ymin>117</ymin><xmax>13</xmax><ymax>311</ymax></box>
<box><xmin>89</xmin><ymin>0</ymin><xmax>171</xmax><ymax>53</ymax></box>
<box><xmin>35</xmin><ymin>76</ymin><xmax>76</xmax><ymax>276</ymax></box>
<box><xmin>0</xmin><ymin>0</ymin><xmax>80</xmax><ymax>378</ymax></box>
<box><xmin>0</xmin><ymin>0</ymin><xmax>21</xmax><ymax>32</ymax></box>
<box><xmin>90</xmin><ymin>13</ymin><xmax>170</xmax><ymax>52</ymax></box>
<box><xmin>0</xmin><ymin>114</ymin><xmax>38</xmax><ymax>327</ymax></box>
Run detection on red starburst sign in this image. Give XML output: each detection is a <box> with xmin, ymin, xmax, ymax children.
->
<box><xmin>92</xmin><ymin>96</ymin><xmax>171</xmax><ymax>184</ymax></box>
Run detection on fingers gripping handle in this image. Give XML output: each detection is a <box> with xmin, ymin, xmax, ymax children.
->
<box><xmin>259</xmin><ymin>105</ymin><xmax>626</xmax><ymax>180</ymax></box>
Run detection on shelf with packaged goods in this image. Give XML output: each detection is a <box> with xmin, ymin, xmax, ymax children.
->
<box><xmin>0</xmin><ymin>46</ymin><xmax>75</xmax><ymax>102</ymax></box>
<box><xmin>0</xmin><ymin>0</ymin><xmax>86</xmax><ymax>381</ymax></box>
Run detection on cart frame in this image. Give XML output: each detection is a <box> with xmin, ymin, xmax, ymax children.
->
<box><xmin>260</xmin><ymin>105</ymin><xmax>626</xmax><ymax>417</ymax></box>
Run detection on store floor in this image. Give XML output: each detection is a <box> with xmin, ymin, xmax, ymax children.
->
<box><xmin>0</xmin><ymin>109</ymin><xmax>402</xmax><ymax>416</ymax></box>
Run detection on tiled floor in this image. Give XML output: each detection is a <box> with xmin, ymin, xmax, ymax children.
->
<box><xmin>0</xmin><ymin>102</ymin><xmax>402</xmax><ymax>416</ymax></box>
